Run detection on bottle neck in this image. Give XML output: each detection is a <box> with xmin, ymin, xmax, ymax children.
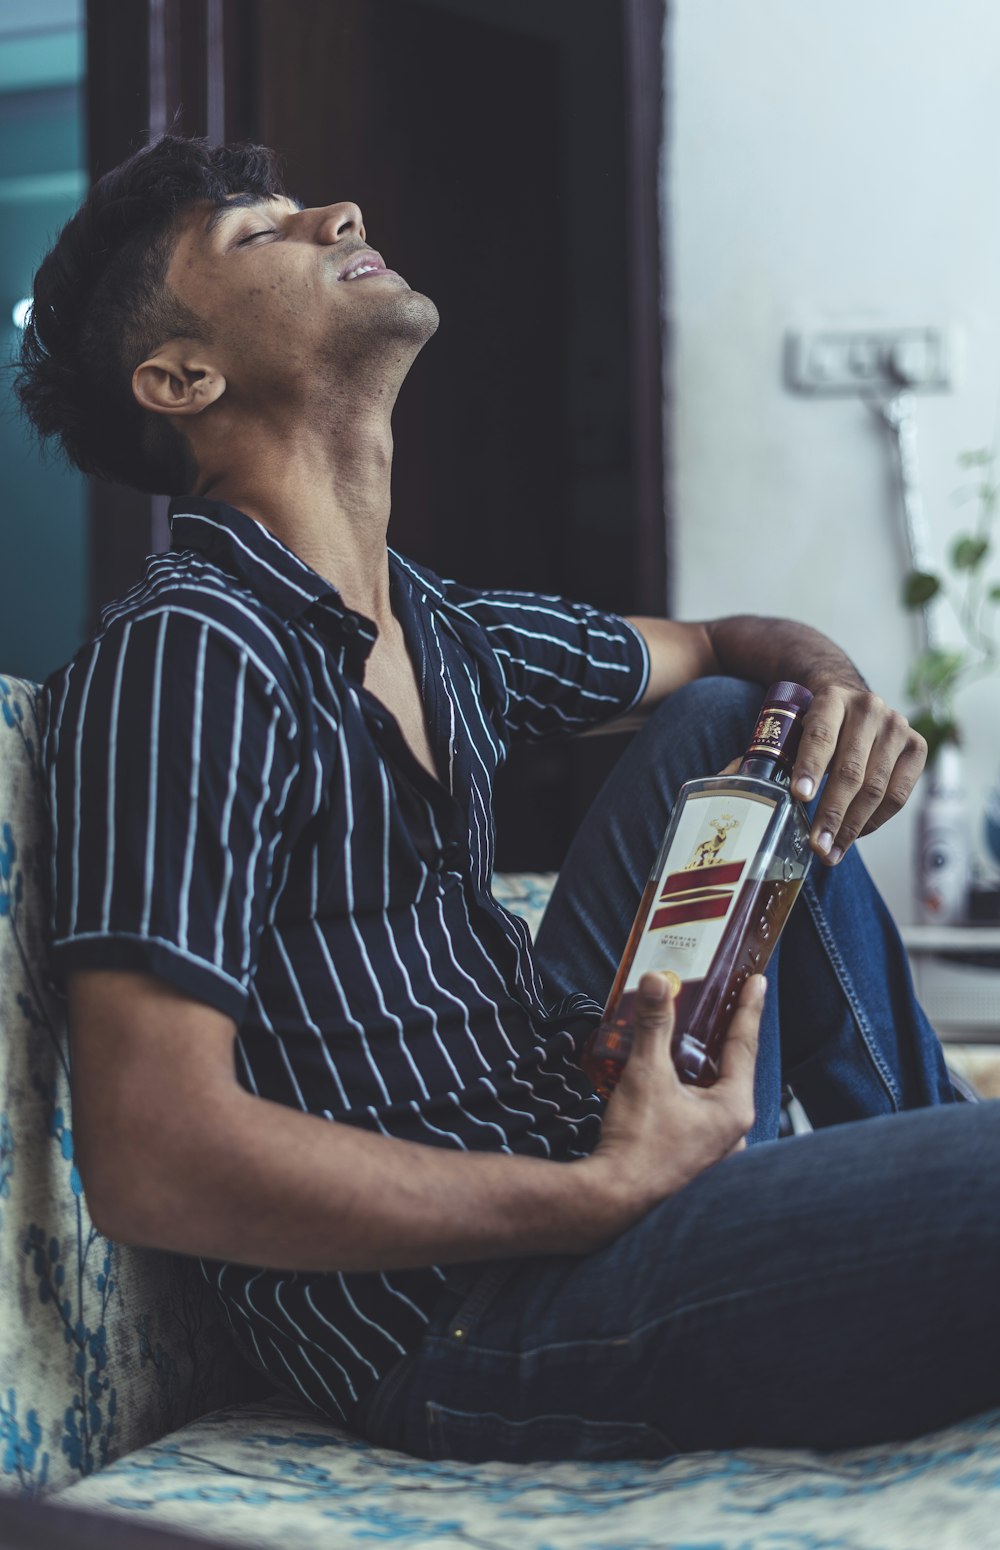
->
<box><xmin>740</xmin><ymin>686</ymin><xmax>812</xmax><ymax>784</ymax></box>
<box><xmin>737</xmin><ymin>753</ymin><xmax>791</xmax><ymax>785</ymax></box>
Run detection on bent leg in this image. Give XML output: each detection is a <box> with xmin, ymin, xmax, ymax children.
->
<box><xmin>362</xmin><ymin>1102</ymin><xmax>1000</xmax><ymax>1461</ymax></box>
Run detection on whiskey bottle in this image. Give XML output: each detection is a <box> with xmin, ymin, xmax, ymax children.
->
<box><xmin>582</xmin><ymin>681</ymin><xmax>814</xmax><ymax>1095</ymax></box>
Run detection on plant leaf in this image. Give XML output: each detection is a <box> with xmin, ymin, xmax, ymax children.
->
<box><xmin>902</xmin><ymin>571</ymin><xmax>941</xmax><ymax>608</ymax></box>
<box><xmin>951</xmin><ymin>535</ymin><xmax>990</xmax><ymax>571</ymax></box>
<box><xmin>957</xmin><ymin>448</ymin><xmax>994</xmax><ymax>467</ymax></box>
<box><xmin>906</xmin><ymin>648</ymin><xmax>966</xmax><ymax>703</ymax></box>
<box><xmin>911</xmin><ymin>711</ymin><xmax>960</xmax><ymax>764</ymax></box>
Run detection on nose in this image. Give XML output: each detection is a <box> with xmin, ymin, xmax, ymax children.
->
<box><xmin>313</xmin><ymin>201</ymin><xmax>366</xmax><ymax>244</ymax></box>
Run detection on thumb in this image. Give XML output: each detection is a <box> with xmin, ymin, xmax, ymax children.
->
<box><xmin>629</xmin><ymin>971</ymin><xmax>677</xmax><ymax>1060</ymax></box>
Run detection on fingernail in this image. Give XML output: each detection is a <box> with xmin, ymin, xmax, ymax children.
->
<box><xmin>639</xmin><ymin>973</ymin><xmax>667</xmax><ymax>1002</ymax></box>
<box><xmin>829</xmin><ymin>845</ymin><xmax>843</xmax><ymax>865</ymax></box>
<box><xmin>816</xmin><ymin>830</ymin><xmax>834</xmax><ymax>854</ymax></box>
<box><xmin>796</xmin><ymin>776</ymin><xmax>814</xmax><ymax>799</ymax></box>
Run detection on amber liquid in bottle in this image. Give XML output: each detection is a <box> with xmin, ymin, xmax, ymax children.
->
<box><xmin>582</xmin><ymin>684</ymin><xmax>814</xmax><ymax>1095</ymax></box>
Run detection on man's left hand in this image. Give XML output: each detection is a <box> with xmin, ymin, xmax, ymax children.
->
<box><xmin>789</xmin><ymin>685</ymin><xmax>928</xmax><ymax>865</ymax></box>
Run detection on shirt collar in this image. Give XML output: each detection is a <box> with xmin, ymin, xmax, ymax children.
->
<box><xmin>168</xmin><ymin>498</ymin><xmax>347</xmax><ymax>619</ymax></box>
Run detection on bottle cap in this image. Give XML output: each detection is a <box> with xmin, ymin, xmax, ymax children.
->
<box><xmin>761</xmin><ymin>681</ymin><xmax>814</xmax><ymax>715</ymax></box>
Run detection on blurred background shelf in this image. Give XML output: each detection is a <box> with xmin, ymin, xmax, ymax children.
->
<box><xmin>901</xmin><ymin>924</ymin><xmax>1000</xmax><ymax>1045</ymax></box>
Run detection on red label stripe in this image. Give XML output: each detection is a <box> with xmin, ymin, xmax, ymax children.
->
<box><xmin>650</xmin><ymin>894</ymin><xmax>733</xmax><ymax>930</ymax></box>
<box><xmin>660</xmin><ymin>858</ymin><xmax>745</xmax><ymax>897</ymax></box>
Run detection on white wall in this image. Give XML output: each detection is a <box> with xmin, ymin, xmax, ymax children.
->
<box><xmin>667</xmin><ymin>0</ymin><xmax>1000</xmax><ymax>921</ymax></box>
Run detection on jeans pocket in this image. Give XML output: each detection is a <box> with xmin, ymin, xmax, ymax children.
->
<box><xmin>425</xmin><ymin>1402</ymin><xmax>678</xmax><ymax>1463</ymax></box>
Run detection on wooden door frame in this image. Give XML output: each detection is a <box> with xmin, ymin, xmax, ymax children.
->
<box><xmin>84</xmin><ymin>0</ymin><xmax>258</xmax><ymax>631</ymax></box>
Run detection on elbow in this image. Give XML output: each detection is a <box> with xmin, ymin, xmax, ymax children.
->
<box><xmin>75</xmin><ymin>1136</ymin><xmax>190</xmax><ymax>1251</ymax></box>
<box><xmin>79</xmin><ymin>1160</ymin><xmax>157</xmax><ymax>1247</ymax></box>
<box><xmin>84</xmin><ymin>1189</ymin><xmax>137</xmax><ymax>1246</ymax></box>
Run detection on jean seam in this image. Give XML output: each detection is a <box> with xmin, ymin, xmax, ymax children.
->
<box><xmin>426</xmin><ymin>1402</ymin><xmax>679</xmax><ymax>1454</ymax></box>
<box><xmin>802</xmin><ymin>874</ymin><xmax>901</xmax><ymax>1107</ymax></box>
<box><xmin>427</xmin><ymin>1249</ymin><xmax>946</xmax><ymax>1368</ymax></box>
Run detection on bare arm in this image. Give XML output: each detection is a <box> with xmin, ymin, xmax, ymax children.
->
<box><xmin>68</xmin><ymin>967</ymin><xmax>761</xmax><ymax>1273</ymax></box>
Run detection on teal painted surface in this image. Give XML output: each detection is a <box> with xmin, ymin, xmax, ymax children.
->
<box><xmin>0</xmin><ymin>28</ymin><xmax>83</xmax><ymax>93</ymax></box>
<box><xmin>0</xmin><ymin>20</ymin><xmax>88</xmax><ymax>684</ymax></box>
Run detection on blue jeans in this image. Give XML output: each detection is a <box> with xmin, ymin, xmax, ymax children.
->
<box><xmin>358</xmin><ymin>679</ymin><xmax>995</xmax><ymax>1462</ymax></box>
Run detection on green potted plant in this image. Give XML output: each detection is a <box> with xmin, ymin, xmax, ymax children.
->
<box><xmin>903</xmin><ymin>448</ymin><xmax>1000</xmax><ymax>923</ymax></box>
<box><xmin>902</xmin><ymin>447</ymin><xmax>1000</xmax><ymax>761</ymax></box>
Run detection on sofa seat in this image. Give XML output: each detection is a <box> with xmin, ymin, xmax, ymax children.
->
<box><xmin>53</xmin><ymin>1394</ymin><xmax>1000</xmax><ymax>1550</ymax></box>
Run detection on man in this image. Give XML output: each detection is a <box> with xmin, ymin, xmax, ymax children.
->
<box><xmin>18</xmin><ymin>136</ymin><xmax>999</xmax><ymax>1464</ymax></box>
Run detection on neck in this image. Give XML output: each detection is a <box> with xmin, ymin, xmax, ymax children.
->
<box><xmin>192</xmin><ymin>397</ymin><xmax>398</xmax><ymax>627</ymax></box>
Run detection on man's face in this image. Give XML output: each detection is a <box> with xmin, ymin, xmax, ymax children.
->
<box><xmin>162</xmin><ymin>192</ymin><xmax>439</xmax><ymax>407</ymax></box>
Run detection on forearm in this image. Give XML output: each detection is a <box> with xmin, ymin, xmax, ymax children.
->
<box><xmin>703</xmin><ymin>614</ymin><xmax>868</xmax><ymax>696</ymax></box>
<box><xmin>109</xmin><ymin>1088</ymin><xmax>619</xmax><ymax>1272</ymax></box>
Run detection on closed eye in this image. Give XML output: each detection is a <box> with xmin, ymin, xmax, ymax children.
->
<box><xmin>237</xmin><ymin>229</ymin><xmax>276</xmax><ymax>245</ymax></box>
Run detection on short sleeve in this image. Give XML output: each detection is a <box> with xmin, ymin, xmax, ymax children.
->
<box><xmin>42</xmin><ymin>608</ymin><xmax>302</xmax><ymax>1021</ymax></box>
<box><xmin>439</xmin><ymin>584</ymin><xmax>650</xmax><ymax>741</ymax></box>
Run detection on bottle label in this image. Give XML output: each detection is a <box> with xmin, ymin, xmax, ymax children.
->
<box><xmin>624</xmin><ymin>790</ymin><xmax>777</xmax><ymax>988</ymax></box>
<box><xmin>747</xmin><ymin>705</ymin><xmax>799</xmax><ymax>762</ymax></box>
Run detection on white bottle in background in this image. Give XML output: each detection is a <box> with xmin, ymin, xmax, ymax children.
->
<box><xmin>915</xmin><ymin>743</ymin><xmax>970</xmax><ymax>925</ymax></box>
<box><xmin>984</xmin><ymin>769</ymin><xmax>1000</xmax><ymax>876</ymax></box>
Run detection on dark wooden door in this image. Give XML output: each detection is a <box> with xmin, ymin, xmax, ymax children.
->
<box><xmin>85</xmin><ymin>0</ymin><xmax>666</xmax><ymax>869</ymax></box>
<box><xmin>256</xmin><ymin>0</ymin><xmax>666</xmax><ymax>868</ymax></box>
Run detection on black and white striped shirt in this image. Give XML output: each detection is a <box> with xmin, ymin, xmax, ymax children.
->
<box><xmin>42</xmin><ymin>497</ymin><xmax>650</xmax><ymax>1426</ymax></box>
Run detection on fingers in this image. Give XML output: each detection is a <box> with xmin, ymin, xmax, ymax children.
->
<box><xmin>791</xmin><ymin>690</ymin><xmax>846</xmax><ymax>805</ymax></box>
<box><xmin>854</xmin><ymin>728</ymin><xmax>927</xmax><ymax>839</ymax></box>
<box><xmin>713</xmin><ymin>967</ymin><xmax>759</xmax><ymax>1140</ymax></box>
<box><xmin>791</xmin><ymin>689</ymin><xmax>927</xmax><ymax>864</ymax></box>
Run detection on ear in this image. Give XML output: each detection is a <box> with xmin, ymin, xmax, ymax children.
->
<box><xmin>132</xmin><ymin>341</ymin><xmax>226</xmax><ymax>418</ymax></box>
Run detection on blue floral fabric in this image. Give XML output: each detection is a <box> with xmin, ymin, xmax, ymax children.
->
<box><xmin>489</xmin><ymin>871</ymin><xmax>558</xmax><ymax>941</ymax></box>
<box><xmin>55</xmin><ymin>1393</ymin><xmax>1000</xmax><ymax>1550</ymax></box>
<box><xmin>5</xmin><ymin>670</ymin><xmax>1000</xmax><ymax>1546</ymax></box>
<box><xmin>0</xmin><ymin>677</ymin><xmax>261</xmax><ymax>1496</ymax></box>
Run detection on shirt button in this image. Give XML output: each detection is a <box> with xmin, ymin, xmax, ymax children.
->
<box><xmin>340</xmin><ymin>614</ymin><xmax>360</xmax><ymax>635</ymax></box>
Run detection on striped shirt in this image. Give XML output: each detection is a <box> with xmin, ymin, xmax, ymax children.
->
<box><xmin>42</xmin><ymin>497</ymin><xmax>650</xmax><ymax>1426</ymax></box>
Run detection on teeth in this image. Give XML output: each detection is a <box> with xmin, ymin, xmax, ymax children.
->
<box><xmin>345</xmin><ymin>264</ymin><xmax>379</xmax><ymax>279</ymax></box>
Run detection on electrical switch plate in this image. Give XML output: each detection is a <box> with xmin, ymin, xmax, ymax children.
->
<box><xmin>785</xmin><ymin>326</ymin><xmax>959</xmax><ymax>394</ymax></box>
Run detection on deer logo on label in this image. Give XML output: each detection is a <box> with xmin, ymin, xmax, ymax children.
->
<box><xmin>684</xmin><ymin>815</ymin><xmax>738</xmax><ymax>871</ymax></box>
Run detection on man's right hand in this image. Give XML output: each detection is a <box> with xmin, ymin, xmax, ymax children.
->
<box><xmin>581</xmin><ymin>972</ymin><xmax>764</xmax><ymax>1242</ymax></box>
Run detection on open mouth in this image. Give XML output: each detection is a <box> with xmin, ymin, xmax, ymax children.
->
<box><xmin>339</xmin><ymin>250</ymin><xmax>389</xmax><ymax>281</ymax></box>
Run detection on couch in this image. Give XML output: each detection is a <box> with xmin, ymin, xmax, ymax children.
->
<box><xmin>3</xmin><ymin>670</ymin><xmax>1000</xmax><ymax>1549</ymax></box>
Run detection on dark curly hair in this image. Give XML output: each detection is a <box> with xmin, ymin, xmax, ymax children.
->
<box><xmin>15</xmin><ymin>135</ymin><xmax>287</xmax><ymax>496</ymax></box>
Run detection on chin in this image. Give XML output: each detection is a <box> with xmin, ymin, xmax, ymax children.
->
<box><xmin>396</xmin><ymin>288</ymin><xmax>440</xmax><ymax>342</ymax></box>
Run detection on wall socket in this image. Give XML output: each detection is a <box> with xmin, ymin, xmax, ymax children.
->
<box><xmin>785</xmin><ymin>326</ymin><xmax>959</xmax><ymax>394</ymax></box>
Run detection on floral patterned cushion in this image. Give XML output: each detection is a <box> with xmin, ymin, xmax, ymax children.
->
<box><xmin>489</xmin><ymin>870</ymin><xmax>558</xmax><ymax>940</ymax></box>
<box><xmin>0</xmin><ymin>677</ymin><xmax>264</xmax><ymax>1496</ymax></box>
<box><xmin>54</xmin><ymin>1394</ymin><xmax>1000</xmax><ymax>1550</ymax></box>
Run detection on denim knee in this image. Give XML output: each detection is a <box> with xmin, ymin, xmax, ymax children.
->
<box><xmin>641</xmin><ymin>675</ymin><xmax>763</xmax><ymax>772</ymax></box>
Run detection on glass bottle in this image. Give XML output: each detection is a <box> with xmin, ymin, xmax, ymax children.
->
<box><xmin>582</xmin><ymin>681</ymin><xmax>814</xmax><ymax>1094</ymax></box>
